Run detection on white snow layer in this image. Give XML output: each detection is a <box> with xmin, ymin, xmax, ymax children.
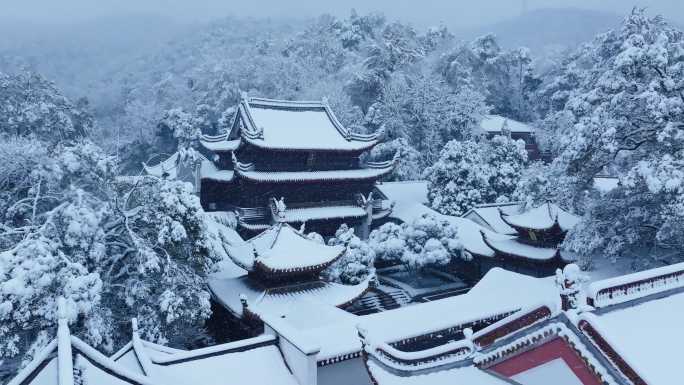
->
<box><xmin>375</xmin><ymin>180</ymin><xmax>510</xmax><ymax>257</ymax></box>
<box><xmin>462</xmin><ymin>202</ymin><xmax>522</xmax><ymax>234</ymax></box>
<box><xmin>502</xmin><ymin>202</ymin><xmax>580</xmax><ymax>231</ymax></box>
<box><xmin>245</xmin><ymin>104</ymin><xmax>375</xmax><ymax>151</ymax></box>
<box><xmin>366</xmin><ymin>360</ymin><xmax>509</xmax><ymax>385</ymax></box>
<box><xmin>250</xmin><ymin>223</ymin><xmax>344</xmax><ymax>270</ymax></box>
<box><xmin>585</xmin><ymin>290</ymin><xmax>684</xmax><ymax>385</ymax></box>
<box><xmin>587</xmin><ymin>261</ymin><xmax>684</xmax><ymax>307</ymax></box>
<box><xmin>480</xmin><ymin>115</ymin><xmax>534</xmax><ymax>133</ymax></box>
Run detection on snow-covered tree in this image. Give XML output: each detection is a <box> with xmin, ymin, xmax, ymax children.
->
<box><xmin>0</xmin><ymin>138</ymin><xmax>225</xmax><ymax>362</ymax></box>
<box><xmin>425</xmin><ymin>136</ymin><xmax>527</xmax><ymax>215</ymax></box>
<box><xmin>366</xmin><ymin>138</ymin><xmax>421</xmax><ymax>181</ymax></box>
<box><xmin>437</xmin><ymin>34</ymin><xmax>542</xmax><ymax>122</ymax></box>
<box><xmin>0</xmin><ymin>71</ymin><xmax>92</xmax><ymax>142</ymax></box>
<box><xmin>367</xmin><ymin>70</ymin><xmax>488</xmax><ymax>166</ymax></box>
<box><xmin>324</xmin><ymin>224</ymin><xmax>375</xmax><ymax>284</ymax></box>
<box><xmin>425</xmin><ymin>140</ymin><xmax>492</xmax><ymax>216</ymax></box>
<box><xmin>488</xmin><ymin>135</ymin><xmax>529</xmax><ymax>202</ymax></box>
<box><xmin>369</xmin><ymin>214</ymin><xmax>461</xmax><ymax>270</ymax></box>
<box><xmin>156</xmin><ymin>108</ymin><xmax>202</xmax><ymax>154</ymax></box>
<box><xmin>536</xmin><ymin>9</ymin><xmax>684</xmax><ymax>266</ymax></box>
<box><xmin>113</xmin><ymin>179</ymin><xmax>220</xmax><ymax>343</ymax></box>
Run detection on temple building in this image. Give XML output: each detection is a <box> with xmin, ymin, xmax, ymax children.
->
<box><xmin>198</xmin><ymin>96</ymin><xmax>394</xmax><ymax>237</ymax></box>
<box><xmin>13</xmin><ymin>262</ymin><xmax>684</xmax><ymax>385</ymax></box>
<box><xmin>361</xmin><ymin>261</ymin><xmax>684</xmax><ymax>385</ymax></box>
<box><xmin>475</xmin><ymin>202</ymin><xmax>580</xmax><ymax>277</ymax></box>
<box><xmin>143</xmin><ymin>96</ymin><xmax>394</xmax><ymax>237</ymax></box>
<box><xmin>208</xmin><ymin>219</ymin><xmax>370</xmax><ymax>337</ymax></box>
<box><xmin>478</xmin><ymin>115</ymin><xmax>544</xmax><ymax>160</ymax></box>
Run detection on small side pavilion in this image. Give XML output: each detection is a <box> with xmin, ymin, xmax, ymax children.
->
<box><xmin>208</xmin><ymin>221</ymin><xmax>370</xmax><ymax>336</ymax></box>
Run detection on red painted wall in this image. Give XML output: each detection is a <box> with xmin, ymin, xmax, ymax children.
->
<box><xmin>489</xmin><ymin>338</ymin><xmax>602</xmax><ymax>385</ymax></box>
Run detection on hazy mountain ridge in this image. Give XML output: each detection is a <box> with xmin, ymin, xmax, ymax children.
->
<box><xmin>456</xmin><ymin>8</ymin><xmax>621</xmax><ymax>50</ymax></box>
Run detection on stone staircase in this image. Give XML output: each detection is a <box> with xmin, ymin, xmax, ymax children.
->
<box><xmin>347</xmin><ymin>286</ymin><xmax>412</xmax><ymax>315</ymax></box>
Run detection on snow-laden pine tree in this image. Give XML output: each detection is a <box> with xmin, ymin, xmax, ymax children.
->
<box><xmin>369</xmin><ymin>214</ymin><xmax>461</xmax><ymax>271</ymax></box>
<box><xmin>437</xmin><ymin>34</ymin><xmax>542</xmax><ymax>122</ymax></box>
<box><xmin>521</xmin><ymin>9</ymin><xmax>684</xmax><ymax>267</ymax></box>
<box><xmin>0</xmin><ymin>71</ymin><xmax>92</xmax><ymax>142</ymax></box>
<box><xmin>0</xmin><ymin>136</ymin><xmax>229</xmax><ymax>362</ymax></box>
<box><xmin>425</xmin><ymin>136</ymin><xmax>527</xmax><ymax>216</ymax></box>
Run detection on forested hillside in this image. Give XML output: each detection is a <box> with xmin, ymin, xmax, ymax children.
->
<box><xmin>1</xmin><ymin>7</ymin><xmax>683</xmax><ymax>381</ymax></box>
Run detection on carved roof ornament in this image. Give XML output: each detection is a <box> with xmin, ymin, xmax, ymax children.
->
<box><xmin>270</xmin><ymin>197</ymin><xmax>287</xmax><ymax>222</ymax></box>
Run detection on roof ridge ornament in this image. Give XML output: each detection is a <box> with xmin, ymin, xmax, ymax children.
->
<box><xmin>270</xmin><ymin>197</ymin><xmax>287</xmax><ymax>222</ymax></box>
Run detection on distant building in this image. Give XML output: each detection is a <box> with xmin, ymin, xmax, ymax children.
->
<box><xmin>474</xmin><ymin>202</ymin><xmax>579</xmax><ymax>278</ymax></box>
<box><xmin>479</xmin><ymin>115</ymin><xmax>544</xmax><ymax>161</ymax></box>
<box><xmin>145</xmin><ymin>96</ymin><xmax>395</xmax><ymax>238</ymax></box>
<box><xmin>462</xmin><ymin>201</ymin><xmax>523</xmax><ymax>235</ymax></box>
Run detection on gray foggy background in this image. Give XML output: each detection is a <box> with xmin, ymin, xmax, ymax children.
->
<box><xmin>3</xmin><ymin>0</ymin><xmax>684</xmax><ymax>27</ymax></box>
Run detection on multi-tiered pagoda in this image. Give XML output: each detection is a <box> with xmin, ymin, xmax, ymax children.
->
<box><xmin>478</xmin><ymin>202</ymin><xmax>579</xmax><ymax>277</ymax></box>
<box><xmin>197</xmin><ymin>96</ymin><xmax>395</xmax><ymax>237</ymax></box>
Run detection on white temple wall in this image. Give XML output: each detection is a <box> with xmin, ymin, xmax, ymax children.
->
<box><xmin>265</xmin><ymin>324</ymin><xmax>318</xmax><ymax>385</ymax></box>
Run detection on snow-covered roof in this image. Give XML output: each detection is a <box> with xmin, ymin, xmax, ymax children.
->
<box><xmin>374</xmin><ymin>180</ymin><xmax>508</xmax><ymax>257</ymax></box>
<box><xmin>587</xmin><ymin>261</ymin><xmax>684</xmax><ymax>308</ymax></box>
<box><xmin>143</xmin><ymin>152</ymin><xmax>180</xmax><ymax>179</ymax></box>
<box><xmin>480</xmin><ymin>232</ymin><xmax>568</xmax><ymax>261</ymax></box>
<box><xmin>365</xmin><ymin>360</ymin><xmax>508</xmax><ymax>385</ymax></box>
<box><xmin>501</xmin><ymin>202</ymin><xmax>580</xmax><ymax>232</ymax></box>
<box><xmin>593</xmin><ymin>176</ymin><xmax>619</xmax><ymax>193</ymax></box>
<box><xmin>226</xmin><ymin>223</ymin><xmax>345</xmax><ymax>275</ymax></box>
<box><xmin>579</xmin><ymin>289</ymin><xmax>684</xmax><ymax>385</ymax></box>
<box><xmin>462</xmin><ymin>202</ymin><xmax>523</xmax><ymax>235</ymax></box>
<box><xmin>279</xmin><ymin>205</ymin><xmax>368</xmax><ymax>222</ymax></box>
<box><xmin>109</xmin><ymin>329</ymin><xmax>298</xmax><ymax>385</ymax></box>
<box><xmin>199</xmin><ymin>132</ymin><xmax>241</xmax><ymax>152</ymax></box>
<box><xmin>233</xmin><ymin>157</ymin><xmax>394</xmax><ymax>183</ymax></box>
<box><xmin>9</xmin><ymin>301</ymin><xmax>154</xmax><ymax>385</ymax></box>
<box><xmin>208</xmin><ymin>274</ymin><xmax>369</xmax><ymax>319</ymax></box>
<box><xmin>375</xmin><ymin>181</ymin><xmax>429</xmax><ymax>205</ymax></box>
<box><xmin>146</xmin><ymin>337</ymin><xmax>298</xmax><ymax>385</ymax></box>
<box><xmin>236</xmin><ymin>97</ymin><xmax>381</xmax><ymax>152</ymax></box>
<box><xmin>143</xmin><ymin>151</ymin><xmax>232</xmax><ymax>185</ymax></box>
<box><xmin>200</xmin><ymin>158</ymin><xmax>234</xmax><ymax>182</ymax></box>
<box><xmin>292</xmin><ymin>269</ymin><xmax>557</xmax><ymax>363</ymax></box>
<box><xmin>479</xmin><ymin>115</ymin><xmax>534</xmax><ymax>134</ymax></box>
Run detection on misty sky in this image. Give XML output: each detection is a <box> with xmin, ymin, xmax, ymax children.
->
<box><xmin>3</xmin><ymin>0</ymin><xmax>684</xmax><ymax>27</ymax></box>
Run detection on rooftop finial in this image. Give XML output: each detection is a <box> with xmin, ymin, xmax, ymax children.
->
<box><xmin>132</xmin><ymin>318</ymin><xmax>139</xmax><ymax>333</ymax></box>
<box><xmin>556</xmin><ymin>263</ymin><xmax>587</xmax><ymax>311</ymax></box>
<box><xmin>369</xmin><ymin>272</ymin><xmax>379</xmax><ymax>288</ymax></box>
<box><xmin>321</xmin><ymin>96</ymin><xmax>329</xmax><ymax>105</ymax></box>
<box><xmin>239</xmin><ymin>294</ymin><xmax>249</xmax><ymax>309</ymax></box>
<box><xmin>240</xmin><ymin>91</ymin><xmax>248</xmax><ymax>100</ymax></box>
